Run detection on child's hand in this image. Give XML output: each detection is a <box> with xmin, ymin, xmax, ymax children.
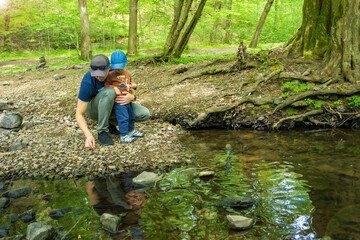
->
<box><xmin>130</xmin><ymin>82</ymin><xmax>137</xmax><ymax>90</ymax></box>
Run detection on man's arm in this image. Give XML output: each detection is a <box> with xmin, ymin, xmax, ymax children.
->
<box><xmin>76</xmin><ymin>99</ymin><xmax>95</xmax><ymax>149</ymax></box>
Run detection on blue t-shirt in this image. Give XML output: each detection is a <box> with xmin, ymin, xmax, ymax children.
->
<box><xmin>78</xmin><ymin>71</ymin><xmax>105</xmax><ymax>102</ymax></box>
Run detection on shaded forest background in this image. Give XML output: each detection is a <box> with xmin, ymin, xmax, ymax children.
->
<box><xmin>0</xmin><ymin>0</ymin><xmax>303</xmax><ymax>58</ymax></box>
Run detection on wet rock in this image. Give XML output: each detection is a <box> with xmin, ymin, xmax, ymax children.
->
<box><xmin>3</xmin><ymin>185</ymin><xmax>31</xmax><ymax>199</ymax></box>
<box><xmin>54</xmin><ymin>74</ymin><xmax>66</xmax><ymax>80</ymax></box>
<box><xmin>0</xmin><ymin>197</ymin><xmax>10</xmax><ymax>208</ymax></box>
<box><xmin>0</xmin><ymin>228</ymin><xmax>9</xmax><ymax>238</ymax></box>
<box><xmin>49</xmin><ymin>207</ymin><xmax>72</xmax><ymax>220</ymax></box>
<box><xmin>219</xmin><ymin>195</ymin><xmax>254</xmax><ymax>210</ymax></box>
<box><xmin>42</xmin><ymin>195</ymin><xmax>52</xmax><ymax>201</ymax></box>
<box><xmin>7</xmin><ymin>213</ymin><xmax>19</xmax><ymax>223</ymax></box>
<box><xmin>198</xmin><ymin>170</ymin><xmax>215</xmax><ymax>178</ymax></box>
<box><xmin>226</xmin><ymin>215</ymin><xmax>254</xmax><ymax>230</ymax></box>
<box><xmin>0</xmin><ymin>182</ymin><xmax>5</xmax><ymax>190</ymax></box>
<box><xmin>21</xmin><ymin>209</ymin><xmax>36</xmax><ymax>223</ymax></box>
<box><xmin>26</xmin><ymin>222</ymin><xmax>54</xmax><ymax>240</ymax></box>
<box><xmin>132</xmin><ymin>171</ymin><xmax>161</xmax><ymax>187</ymax></box>
<box><xmin>0</xmin><ymin>113</ymin><xmax>23</xmax><ymax>129</ymax></box>
<box><xmin>100</xmin><ymin>213</ymin><xmax>122</xmax><ymax>233</ymax></box>
<box><xmin>129</xmin><ymin>227</ymin><xmax>145</xmax><ymax>240</ymax></box>
<box><xmin>172</xmin><ymin>64</ymin><xmax>188</xmax><ymax>74</ymax></box>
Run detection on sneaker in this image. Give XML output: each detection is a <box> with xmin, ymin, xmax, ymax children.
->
<box><xmin>98</xmin><ymin>131</ymin><xmax>114</xmax><ymax>146</ymax></box>
<box><xmin>109</xmin><ymin>123</ymin><xmax>120</xmax><ymax>135</ymax></box>
<box><xmin>121</xmin><ymin>135</ymin><xmax>136</xmax><ymax>143</ymax></box>
<box><xmin>129</xmin><ymin>130</ymin><xmax>144</xmax><ymax>137</ymax></box>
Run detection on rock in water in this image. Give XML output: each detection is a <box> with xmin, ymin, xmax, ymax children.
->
<box><xmin>132</xmin><ymin>171</ymin><xmax>161</xmax><ymax>187</ymax></box>
<box><xmin>100</xmin><ymin>213</ymin><xmax>122</xmax><ymax>233</ymax></box>
<box><xmin>226</xmin><ymin>215</ymin><xmax>254</xmax><ymax>230</ymax></box>
<box><xmin>26</xmin><ymin>223</ymin><xmax>54</xmax><ymax>240</ymax></box>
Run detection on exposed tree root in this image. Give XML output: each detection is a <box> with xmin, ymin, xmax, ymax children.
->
<box><xmin>279</xmin><ymin>73</ymin><xmax>330</xmax><ymax>83</ymax></box>
<box><xmin>272</xmin><ymin>109</ymin><xmax>324</xmax><ymax>129</ymax></box>
<box><xmin>178</xmin><ymin>69</ymin><xmax>231</xmax><ymax>84</ymax></box>
<box><xmin>273</xmin><ymin>84</ymin><xmax>360</xmax><ymax>113</ymax></box>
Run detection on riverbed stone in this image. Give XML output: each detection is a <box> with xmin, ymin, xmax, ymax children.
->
<box><xmin>198</xmin><ymin>170</ymin><xmax>215</xmax><ymax>178</ymax></box>
<box><xmin>0</xmin><ymin>102</ymin><xmax>10</xmax><ymax>111</ymax></box>
<box><xmin>21</xmin><ymin>209</ymin><xmax>36</xmax><ymax>223</ymax></box>
<box><xmin>219</xmin><ymin>195</ymin><xmax>254</xmax><ymax>210</ymax></box>
<box><xmin>49</xmin><ymin>207</ymin><xmax>72</xmax><ymax>220</ymax></box>
<box><xmin>26</xmin><ymin>222</ymin><xmax>54</xmax><ymax>240</ymax></box>
<box><xmin>132</xmin><ymin>171</ymin><xmax>161</xmax><ymax>187</ymax></box>
<box><xmin>0</xmin><ymin>229</ymin><xmax>8</xmax><ymax>238</ymax></box>
<box><xmin>0</xmin><ymin>197</ymin><xmax>10</xmax><ymax>208</ymax></box>
<box><xmin>7</xmin><ymin>213</ymin><xmax>20</xmax><ymax>223</ymax></box>
<box><xmin>2</xmin><ymin>185</ymin><xmax>31</xmax><ymax>199</ymax></box>
<box><xmin>9</xmin><ymin>141</ymin><xmax>27</xmax><ymax>152</ymax></box>
<box><xmin>100</xmin><ymin>213</ymin><xmax>122</xmax><ymax>233</ymax></box>
<box><xmin>0</xmin><ymin>113</ymin><xmax>23</xmax><ymax>129</ymax></box>
<box><xmin>226</xmin><ymin>215</ymin><xmax>254</xmax><ymax>230</ymax></box>
<box><xmin>0</xmin><ymin>182</ymin><xmax>5</xmax><ymax>190</ymax></box>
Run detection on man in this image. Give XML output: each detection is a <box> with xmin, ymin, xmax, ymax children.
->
<box><xmin>76</xmin><ymin>54</ymin><xmax>150</xmax><ymax>149</ymax></box>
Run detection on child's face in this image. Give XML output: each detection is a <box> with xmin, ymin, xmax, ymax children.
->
<box><xmin>114</xmin><ymin>69</ymin><xmax>124</xmax><ymax>74</ymax></box>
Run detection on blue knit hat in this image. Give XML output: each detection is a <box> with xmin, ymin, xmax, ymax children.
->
<box><xmin>111</xmin><ymin>51</ymin><xmax>127</xmax><ymax>69</ymax></box>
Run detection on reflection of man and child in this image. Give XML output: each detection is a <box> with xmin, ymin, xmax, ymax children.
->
<box><xmin>76</xmin><ymin>50</ymin><xmax>150</xmax><ymax>149</ymax></box>
<box><xmin>85</xmin><ymin>176</ymin><xmax>147</xmax><ymax>223</ymax></box>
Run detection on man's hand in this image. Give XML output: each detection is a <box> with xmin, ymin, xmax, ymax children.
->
<box><xmin>85</xmin><ymin>135</ymin><xmax>95</xmax><ymax>149</ymax></box>
<box><xmin>115</xmin><ymin>92</ymin><xmax>134</xmax><ymax>105</ymax></box>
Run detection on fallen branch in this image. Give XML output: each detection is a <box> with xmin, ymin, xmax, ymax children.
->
<box><xmin>178</xmin><ymin>69</ymin><xmax>230</xmax><ymax>84</ymax></box>
<box><xmin>273</xmin><ymin>109</ymin><xmax>324</xmax><ymax>129</ymax></box>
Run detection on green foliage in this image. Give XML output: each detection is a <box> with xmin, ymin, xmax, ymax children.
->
<box><xmin>346</xmin><ymin>96</ymin><xmax>360</xmax><ymax>109</ymax></box>
<box><xmin>305</xmin><ymin>98</ymin><xmax>313</xmax><ymax>105</ymax></box>
<box><xmin>313</xmin><ymin>101</ymin><xmax>323</xmax><ymax>109</ymax></box>
<box><xmin>283</xmin><ymin>81</ymin><xmax>311</xmax><ymax>93</ymax></box>
<box><xmin>0</xmin><ymin>0</ymin><xmax>304</xmax><ymax>56</ymax></box>
<box><xmin>285</xmin><ymin>107</ymin><xmax>299</xmax><ymax>115</ymax></box>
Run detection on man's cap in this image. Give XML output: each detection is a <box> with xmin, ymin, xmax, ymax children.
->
<box><xmin>90</xmin><ymin>54</ymin><xmax>110</xmax><ymax>77</ymax></box>
<box><xmin>111</xmin><ymin>51</ymin><xmax>127</xmax><ymax>69</ymax></box>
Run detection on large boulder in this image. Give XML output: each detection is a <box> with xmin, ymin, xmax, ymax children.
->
<box><xmin>0</xmin><ymin>113</ymin><xmax>23</xmax><ymax>129</ymax></box>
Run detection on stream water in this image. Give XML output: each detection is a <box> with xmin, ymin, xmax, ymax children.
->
<box><xmin>1</xmin><ymin>129</ymin><xmax>360</xmax><ymax>239</ymax></box>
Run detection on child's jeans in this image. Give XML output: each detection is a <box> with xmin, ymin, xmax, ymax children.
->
<box><xmin>114</xmin><ymin>102</ymin><xmax>135</xmax><ymax>136</ymax></box>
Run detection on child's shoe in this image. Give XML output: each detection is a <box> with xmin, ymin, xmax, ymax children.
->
<box><xmin>120</xmin><ymin>135</ymin><xmax>136</xmax><ymax>143</ymax></box>
<box><xmin>129</xmin><ymin>130</ymin><xmax>144</xmax><ymax>137</ymax></box>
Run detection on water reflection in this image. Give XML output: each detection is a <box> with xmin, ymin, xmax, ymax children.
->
<box><xmin>176</xmin><ymin>129</ymin><xmax>360</xmax><ymax>239</ymax></box>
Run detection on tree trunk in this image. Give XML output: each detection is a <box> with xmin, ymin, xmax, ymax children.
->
<box><xmin>285</xmin><ymin>0</ymin><xmax>360</xmax><ymax>82</ymax></box>
<box><xmin>273</xmin><ymin>0</ymin><xmax>278</xmax><ymax>31</ymax></box>
<box><xmin>224</xmin><ymin>0</ymin><xmax>232</xmax><ymax>44</ymax></box>
<box><xmin>249</xmin><ymin>0</ymin><xmax>274</xmax><ymax>48</ymax></box>
<box><xmin>210</xmin><ymin>1</ymin><xmax>221</xmax><ymax>44</ymax></box>
<box><xmin>173</xmin><ymin>0</ymin><xmax>208</xmax><ymax>58</ymax></box>
<box><xmin>128</xmin><ymin>0</ymin><xmax>138</xmax><ymax>56</ymax></box>
<box><xmin>78</xmin><ymin>0</ymin><xmax>92</xmax><ymax>60</ymax></box>
<box><xmin>162</xmin><ymin>0</ymin><xmax>193</xmax><ymax>59</ymax></box>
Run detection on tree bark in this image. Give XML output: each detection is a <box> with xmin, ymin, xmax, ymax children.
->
<box><xmin>173</xmin><ymin>0</ymin><xmax>208</xmax><ymax>58</ymax></box>
<box><xmin>78</xmin><ymin>0</ymin><xmax>92</xmax><ymax>60</ymax></box>
<box><xmin>249</xmin><ymin>0</ymin><xmax>274</xmax><ymax>48</ymax></box>
<box><xmin>162</xmin><ymin>0</ymin><xmax>193</xmax><ymax>59</ymax></box>
<box><xmin>128</xmin><ymin>0</ymin><xmax>138</xmax><ymax>56</ymax></box>
<box><xmin>224</xmin><ymin>0</ymin><xmax>233</xmax><ymax>44</ymax></box>
<box><xmin>210</xmin><ymin>1</ymin><xmax>221</xmax><ymax>44</ymax></box>
<box><xmin>285</xmin><ymin>0</ymin><xmax>360</xmax><ymax>82</ymax></box>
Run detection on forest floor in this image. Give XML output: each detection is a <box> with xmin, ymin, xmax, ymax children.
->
<box><xmin>1</xmin><ymin>46</ymin><xmax>359</xmax><ymax>179</ymax></box>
